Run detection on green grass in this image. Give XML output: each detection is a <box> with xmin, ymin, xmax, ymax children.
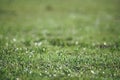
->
<box><xmin>0</xmin><ymin>0</ymin><xmax>120</xmax><ymax>80</ymax></box>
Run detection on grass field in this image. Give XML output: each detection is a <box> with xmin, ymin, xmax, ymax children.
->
<box><xmin>0</xmin><ymin>0</ymin><xmax>120</xmax><ymax>80</ymax></box>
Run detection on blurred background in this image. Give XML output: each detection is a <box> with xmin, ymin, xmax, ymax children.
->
<box><xmin>0</xmin><ymin>0</ymin><xmax>120</xmax><ymax>43</ymax></box>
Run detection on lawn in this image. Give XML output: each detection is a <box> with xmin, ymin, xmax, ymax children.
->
<box><xmin>0</xmin><ymin>0</ymin><xmax>120</xmax><ymax>80</ymax></box>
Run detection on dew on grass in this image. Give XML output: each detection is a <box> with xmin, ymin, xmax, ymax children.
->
<box><xmin>39</xmin><ymin>73</ymin><xmax>42</xmax><ymax>76</ymax></box>
<box><xmin>34</xmin><ymin>42</ymin><xmax>42</xmax><ymax>46</ymax></box>
<box><xmin>53</xmin><ymin>74</ymin><xmax>57</xmax><ymax>77</ymax></box>
<box><xmin>45</xmin><ymin>70</ymin><xmax>47</xmax><ymax>73</ymax></box>
<box><xmin>54</xmin><ymin>70</ymin><xmax>57</xmax><ymax>73</ymax></box>
<box><xmin>16</xmin><ymin>78</ymin><xmax>20</xmax><ymax>80</ymax></box>
<box><xmin>24</xmin><ymin>68</ymin><xmax>28</xmax><ymax>72</ymax></box>
<box><xmin>19</xmin><ymin>48</ymin><xmax>22</xmax><ymax>50</ymax></box>
<box><xmin>75</xmin><ymin>41</ymin><xmax>79</xmax><ymax>45</ymax></box>
<box><xmin>74</xmin><ymin>73</ymin><xmax>78</xmax><ymax>77</ymax></box>
<box><xmin>91</xmin><ymin>70</ymin><xmax>95</xmax><ymax>74</ymax></box>
<box><xmin>59</xmin><ymin>66</ymin><xmax>62</xmax><ymax>70</ymax></box>
<box><xmin>42</xmin><ymin>47</ymin><xmax>46</xmax><ymax>52</ymax></box>
<box><xmin>68</xmin><ymin>74</ymin><xmax>71</xmax><ymax>76</ymax></box>
<box><xmin>45</xmin><ymin>70</ymin><xmax>49</xmax><ymax>74</ymax></box>
<box><xmin>15</xmin><ymin>48</ymin><xmax>19</xmax><ymax>51</ymax></box>
<box><xmin>49</xmin><ymin>74</ymin><xmax>52</xmax><ymax>77</ymax></box>
<box><xmin>30</xmin><ymin>51</ymin><xmax>34</xmax><ymax>55</ymax></box>
<box><xmin>83</xmin><ymin>48</ymin><xmax>86</xmax><ymax>51</ymax></box>
<box><xmin>29</xmin><ymin>70</ymin><xmax>32</xmax><ymax>74</ymax></box>
<box><xmin>29</xmin><ymin>51</ymin><xmax>34</xmax><ymax>58</ymax></box>
<box><xmin>26</xmin><ymin>51</ymin><xmax>29</xmax><ymax>53</ymax></box>
<box><xmin>13</xmin><ymin>38</ymin><xmax>16</xmax><ymax>42</ymax></box>
<box><xmin>29</xmin><ymin>55</ymin><xmax>32</xmax><ymax>58</ymax></box>
<box><xmin>103</xmin><ymin>42</ymin><xmax>107</xmax><ymax>45</ymax></box>
<box><xmin>103</xmin><ymin>71</ymin><xmax>105</xmax><ymax>74</ymax></box>
<box><xmin>37</xmin><ymin>66</ymin><xmax>40</xmax><ymax>69</ymax></box>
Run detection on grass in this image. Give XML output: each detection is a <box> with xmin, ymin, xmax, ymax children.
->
<box><xmin>0</xmin><ymin>0</ymin><xmax>120</xmax><ymax>80</ymax></box>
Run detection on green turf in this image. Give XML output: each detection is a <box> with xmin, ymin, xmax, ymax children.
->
<box><xmin>0</xmin><ymin>0</ymin><xmax>120</xmax><ymax>80</ymax></box>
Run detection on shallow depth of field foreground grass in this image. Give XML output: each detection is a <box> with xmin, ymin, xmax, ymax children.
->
<box><xmin>0</xmin><ymin>0</ymin><xmax>120</xmax><ymax>80</ymax></box>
